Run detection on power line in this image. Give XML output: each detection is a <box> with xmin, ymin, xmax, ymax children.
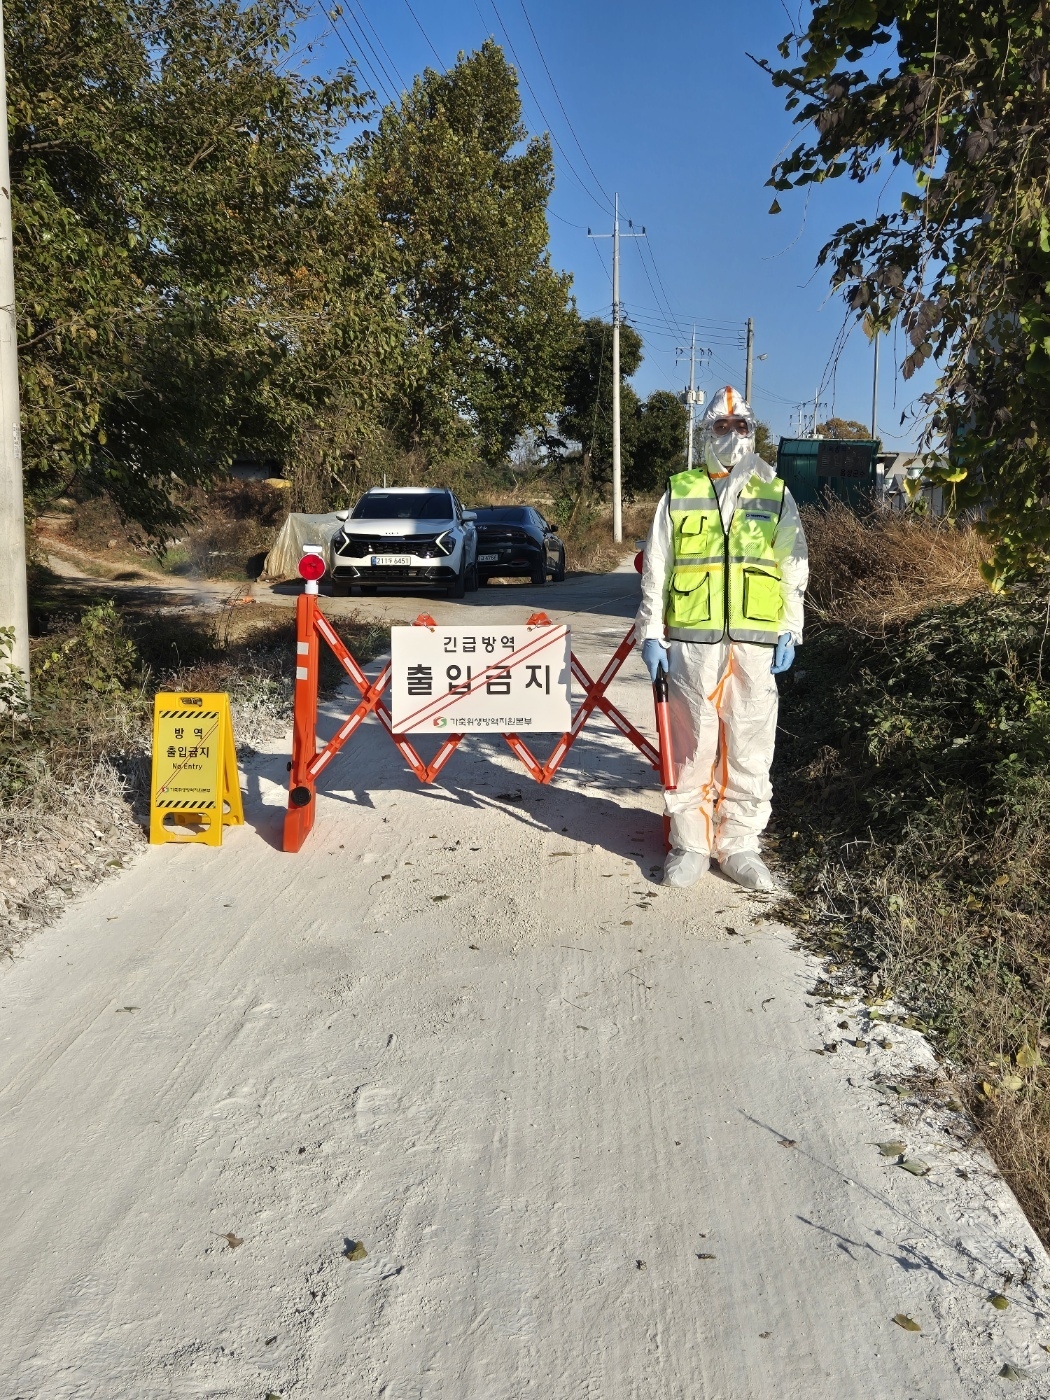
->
<box><xmin>628</xmin><ymin>304</ymin><xmax>742</xmax><ymax>333</ymax></box>
<box><xmin>482</xmin><ymin>0</ymin><xmax>614</xmax><ymax>217</ymax></box>
<box><xmin>749</xmin><ymin>383</ymin><xmax>803</xmax><ymax>407</ymax></box>
<box><xmin>640</xmin><ymin>239</ymin><xmax>690</xmax><ymax>342</ymax></box>
<box><xmin>515</xmin><ymin>0</ymin><xmax>613</xmax><ymax>207</ymax></box>
<box><xmin>336</xmin><ymin>6</ymin><xmax>401</xmax><ymax>101</ymax></box>
<box><xmin>351</xmin><ymin>0</ymin><xmax>410</xmax><ymax>91</ymax></box>
<box><xmin>623</xmin><ymin>315</ymin><xmax>744</xmax><ymax>347</ymax></box>
<box><xmin>630</xmin><ymin>239</ymin><xmax>688</xmax><ymax>346</ymax></box>
<box><xmin>325</xmin><ymin>11</ymin><xmax>395</xmax><ymax>107</ymax></box>
<box><xmin>548</xmin><ymin>209</ymin><xmax>588</xmax><ymax>230</ymax></box>
<box><xmin>402</xmin><ymin>0</ymin><xmax>443</xmax><ymax>65</ymax></box>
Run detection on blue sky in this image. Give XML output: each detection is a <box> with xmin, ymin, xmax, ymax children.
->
<box><xmin>312</xmin><ymin>0</ymin><xmax>932</xmax><ymax>450</ymax></box>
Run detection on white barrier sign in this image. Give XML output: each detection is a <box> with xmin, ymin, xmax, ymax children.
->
<box><xmin>390</xmin><ymin>624</ymin><xmax>571</xmax><ymax>734</ymax></box>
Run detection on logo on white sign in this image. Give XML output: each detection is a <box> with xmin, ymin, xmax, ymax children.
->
<box><xmin>390</xmin><ymin>625</ymin><xmax>571</xmax><ymax>734</ymax></box>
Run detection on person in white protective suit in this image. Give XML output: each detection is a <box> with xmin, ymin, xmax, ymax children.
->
<box><xmin>636</xmin><ymin>385</ymin><xmax>809</xmax><ymax>891</ymax></box>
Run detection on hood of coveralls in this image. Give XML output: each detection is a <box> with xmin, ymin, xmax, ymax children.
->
<box><xmin>700</xmin><ymin>385</ymin><xmax>758</xmax><ymax>470</ymax></box>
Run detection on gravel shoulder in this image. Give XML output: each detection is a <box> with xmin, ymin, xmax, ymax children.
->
<box><xmin>2</xmin><ymin>566</ymin><xmax>1049</xmax><ymax>1397</ymax></box>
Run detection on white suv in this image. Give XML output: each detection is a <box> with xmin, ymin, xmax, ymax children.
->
<box><xmin>330</xmin><ymin>488</ymin><xmax>479</xmax><ymax>597</ymax></box>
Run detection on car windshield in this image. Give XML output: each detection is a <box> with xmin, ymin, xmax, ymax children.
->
<box><xmin>472</xmin><ymin>507</ymin><xmax>535</xmax><ymax>524</ymax></box>
<box><xmin>351</xmin><ymin>492</ymin><xmax>452</xmax><ymax>521</ymax></box>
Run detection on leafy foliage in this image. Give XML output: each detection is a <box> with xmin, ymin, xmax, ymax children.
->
<box><xmin>359</xmin><ymin>41</ymin><xmax>577</xmax><ymax>469</ymax></box>
<box><xmin>557</xmin><ymin>316</ymin><xmax>643</xmax><ymax>488</ymax></box>
<box><xmin>11</xmin><ymin>0</ymin><xmax>401</xmax><ymax>535</ymax></box>
<box><xmin>817</xmin><ymin>417</ymin><xmax>871</xmax><ymax>440</ymax></box>
<box><xmin>754</xmin><ymin>420</ymin><xmax>778</xmax><ymax>464</ymax></box>
<box><xmin>780</xmin><ymin>592</ymin><xmax>1050</xmax><ymax>847</ymax></box>
<box><xmin>0</xmin><ymin>627</ymin><xmax>29</xmax><ymax>718</ymax></box>
<box><xmin>630</xmin><ymin>390</ymin><xmax>688</xmax><ymax>493</ymax></box>
<box><xmin>776</xmin><ymin>571</ymin><xmax>1050</xmax><ymax>1238</ymax></box>
<box><xmin>758</xmin><ymin>3</ymin><xmax>1050</xmax><ymax>581</ymax></box>
<box><xmin>11</xmin><ymin>9</ymin><xmax>575</xmax><ymax>533</ymax></box>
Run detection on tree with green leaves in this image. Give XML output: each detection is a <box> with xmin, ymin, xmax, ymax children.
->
<box><xmin>558</xmin><ymin>316</ymin><xmax>643</xmax><ymax>488</ymax></box>
<box><xmin>817</xmin><ymin>418</ymin><xmax>871</xmax><ymax>441</ymax></box>
<box><xmin>629</xmin><ymin>391</ymin><xmax>688</xmax><ymax>494</ymax></box>
<box><xmin>758</xmin><ymin>3</ymin><xmax>1050</xmax><ymax>582</ymax></box>
<box><xmin>12</xmin><ymin>0</ymin><xmax>400</xmax><ymax>535</ymax></box>
<box><xmin>361</xmin><ymin>41</ymin><xmax>577</xmax><ymax>470</ymax></box>
<box><xmin>754</xmin><ymin>421</ymin><xmax>778</xmax><ymax>465</ymax></box>
<box><xmin>12</xmin><ymin>12</ymin><xmax>576</xmax><ymax>534</ymax></box>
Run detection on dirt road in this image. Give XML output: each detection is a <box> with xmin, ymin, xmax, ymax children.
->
<box><xmin>2</xmin><ymin>565</ymin><xmax>1049</xmax><ymax>1397</ymax></box>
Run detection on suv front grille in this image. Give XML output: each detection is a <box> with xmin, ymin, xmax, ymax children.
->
<box><xmin>335</xmin><ymin>532</ymin><xmax>450</xmax><ymax>559</ymax></box>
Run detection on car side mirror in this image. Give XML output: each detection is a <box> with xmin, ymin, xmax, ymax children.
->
<box><xmin>335</xmin><ymin>509</ymin><xmax>349</xmax><ymax>521</ymax></box>
<box><xmin>462</xmin><ymin>510</ymin><xmax>477</xmax><ymax>522</ymax></box>
<box><xmin>547</xmin><ymin>522</ymin><xmax>559</xmax><ymax>531</ymax></box>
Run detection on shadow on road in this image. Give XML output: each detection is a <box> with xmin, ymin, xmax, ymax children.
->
<box><xmin>243</xmin><ymin>719</ymin><xmax>664</xmax><ymax>873</ymax></box>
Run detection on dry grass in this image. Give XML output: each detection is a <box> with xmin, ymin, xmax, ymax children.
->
<box><xmin>44</xmin><ymin>479</ymin><xmax>650</xmax><ymax>586</ymax></box>
<box><xmin>775</xmin><ymin>507</ymin><xmax>1050</xmax><ymax>1242</ymax></box>
<box><xmin>561</xmin><ymin>499</ymin><xmax>656</xmax><ymax>573</ymax></box>
<box><xmin>801</xmin><ymin>498</ymin><xmax>988</xmax><ymax>630</ymax></box>
<box><xmin>37</xmin><ymin>480</ymin><xmax>289</xmax><ymax>581</ymax></box>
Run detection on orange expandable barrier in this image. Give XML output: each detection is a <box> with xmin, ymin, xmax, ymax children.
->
<box><xmin>282</xmin><ymin>596</ymin><xmax>676</xmax><ymax>853</ymax></box>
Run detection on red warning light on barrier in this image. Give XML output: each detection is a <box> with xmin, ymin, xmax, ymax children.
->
<box><xmin>298</xmin><ymin>551</ymin><xmax>326</xmax><ymax>581</ymax></box>
<box><xmin>634</xmin><ymin>550</ymin><xmax>644</xmax><ymax>573</ymax></box>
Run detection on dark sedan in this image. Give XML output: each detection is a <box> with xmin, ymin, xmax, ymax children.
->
<box><xmin>472</xmin><ymin>506</ymin><xmax>566</xmax><ymax>585</ymax></box>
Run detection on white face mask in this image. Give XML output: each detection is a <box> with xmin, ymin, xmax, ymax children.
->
<box><xmin>710</xmin><ymin>431</ymin><xmax>754</xmax><ymax>468</ymax></box>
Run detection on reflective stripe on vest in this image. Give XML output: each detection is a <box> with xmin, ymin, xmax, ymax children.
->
<box><xmin>665</xmin><ymin>469</ymin><xmax>786</xmax><ymax>644</ymax></box>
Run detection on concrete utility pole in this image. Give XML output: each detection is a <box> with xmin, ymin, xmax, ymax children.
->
<box><xmin>744</xmin><ymin>317</ymin><xmax>754</xmax><ymax>402</ymax></box>
<box><xmin>871</xmin><ymin>329</ymin><xmax>880</xmax><ymax>441</ymax></box>
<box><xmin>588</xmin><ymin>193</ymin><xmax>644</xmax><ymax>544</ymax></box>
<box><xmin>677</xmin><ymin>331</ymin><xmax>708</xmax><ymax>468</ymax></box>
<box><xmin>686</xmin><ymin>326</ymin><xmax>696</xmax><ymax>468</ymax></box>
<box><xmin>611</xmin><ymin>196</ymin><xmax>621</xmax><ymax>543</ymax></box>
<box><xmin>0</xmin><ymin>4</ymin><xmax>28</xmax><ymax>693</ymax></box>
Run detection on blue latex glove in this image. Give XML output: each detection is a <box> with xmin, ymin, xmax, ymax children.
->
<box><xmin>771</xmin><ymin>632</ymin><xmax>795</xmax><ymax>675</ymax></box>
<box><xmin>641</xmin><ymin>637</ymin><xmax>670</xmax><ymax>682</ymax></box>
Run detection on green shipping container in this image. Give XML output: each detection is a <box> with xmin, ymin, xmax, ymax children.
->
<box><xmin>776</xmin><ymin>438</ymin><xmax>878</xmax><ymax>509</ymax></box>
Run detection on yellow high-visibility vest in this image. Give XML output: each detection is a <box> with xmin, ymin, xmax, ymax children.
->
<box><xmin>665</xmin><ymin>468</ymin><xmax>785</xmax><ymax>643</ymax></box>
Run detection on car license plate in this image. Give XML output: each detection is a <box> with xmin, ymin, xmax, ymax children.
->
<box><xmin>478</xmin><ymin>553</ymin><xmax>499</xmax><ymax>563</ymax></box>
<box><xmin>371</xmin><ymin>555</ymin><xmax>411</xmax><ymax>567</ymax></box>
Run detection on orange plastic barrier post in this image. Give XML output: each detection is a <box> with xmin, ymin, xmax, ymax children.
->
<box><xmin>653</xmin><ymin>664</ymin><xmax>676</xmax><ymax>792</ymax></box>
<box><xmin>284</xmin><ymin>590</ymin><xmax>320</xmax><ymax>852</ymax></box>
<box><xmin>653</xmin><ymin>661</ymin><xmax>676</xmax><ymax>854</ymax></box>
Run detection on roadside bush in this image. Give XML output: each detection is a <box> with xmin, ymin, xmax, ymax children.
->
<box><xmin>775</xmin><ymin>509</ymin><xmax>1050</xmax><ymax>1240</ymax></box>
<box><xmin>2</xmin><ymin>574</ymin><xmax>389</xmax><ymax>955</ymax></box>
<box><xmin>1</xmin><ymin>602</ymin><xmax>146</xmax><ymax>807</ymax></box>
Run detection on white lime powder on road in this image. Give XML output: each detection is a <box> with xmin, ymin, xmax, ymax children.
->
<box><xmin>2</xmin><ymin>565</ymin><xmax>1049</xmax><ymax>1398</ymax></box>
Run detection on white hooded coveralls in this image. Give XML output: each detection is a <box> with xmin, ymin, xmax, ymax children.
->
<box><xmin>636</xmin><ymin>443</ymin><xmax>809</xmax><ymax>859</ymax></box>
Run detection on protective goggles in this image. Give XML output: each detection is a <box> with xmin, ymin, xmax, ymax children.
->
<box><xmin>711</xmin><ymin>416</ymin><xmax>752</xmax><ymax>435</ymax></box>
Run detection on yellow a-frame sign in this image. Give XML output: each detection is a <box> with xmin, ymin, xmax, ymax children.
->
<box><xmin>149</xmin><ymin>692</ymin><xmax>244</xmax><ymax>846</ymax></box>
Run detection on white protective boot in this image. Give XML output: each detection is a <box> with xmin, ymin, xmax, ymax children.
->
<box><xmin>720</xmin><ymin>850</ymin><xmax>776</xmax><ymax>892</ymax></box>
<box><xmin>663</xmin><ymin>849</ymin><xmax>710</xmax><ymax>888</ymax></box>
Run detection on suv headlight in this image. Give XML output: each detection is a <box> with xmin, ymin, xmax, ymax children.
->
<box><xmin>434</xmin><ymin>530</ymin><xmax>454</xmax><ymax>556</ymax></box>
<box><xmin>335</xmin><ymin>534</ymin><xmax>369</xmax><ymax>558</ymax></box>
